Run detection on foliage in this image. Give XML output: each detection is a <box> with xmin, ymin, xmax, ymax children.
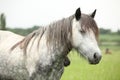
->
<box><xmin>117</xmin><ymin>29</ymin><xmax>120</xmax><ymax>34</ymax></box>
<box><xmin>99</xmin><ymin>28</ymin><xmax>111</xmax><ymax>34</ymax></box>
<box><xmin>0</xmin><ymin>13</ymin><xmax>6</xmax><ymax>30</ymax></box>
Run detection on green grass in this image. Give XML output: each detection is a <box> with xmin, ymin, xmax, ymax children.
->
<box><xmin>61</xmin><ymin>45</ymin><xmax>120</xmax><ymax>80</ymax></box>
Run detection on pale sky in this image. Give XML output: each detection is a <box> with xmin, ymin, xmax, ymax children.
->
<box><xmin>0</xmin><ymin>0</ymin><xmax>120</xmax><ymax>31</ymax></box>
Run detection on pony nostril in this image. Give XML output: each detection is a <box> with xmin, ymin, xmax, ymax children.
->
<box><xmin>93</xmin><ymin>53</ymin><xmax>102</xmax><ymax>61</ymax></box>
<box><xmin>93</xmin><ymin>53</ymin><xmax>97</xmax><ymax>59</ymax></box>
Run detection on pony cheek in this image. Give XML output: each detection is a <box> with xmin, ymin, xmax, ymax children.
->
<box><xmin>77</xmin><ymin>43</ymin><xmax>89</xmax><ymax>57</ymax></box>
<box><xmin>71</xmin><ymin>34</ymin><xmax>83</xmax><ymax>48</ymax></box>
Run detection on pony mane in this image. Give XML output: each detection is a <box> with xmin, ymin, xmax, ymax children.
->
<box><xmin>11</xmin><ymin>15</ymin><xmax>74</xmax><ymax>54</ymax></box>
<box><xmin>46</xmin><ymin>15</ymin><xmax>74</xmax><ymax>47</ymax></box>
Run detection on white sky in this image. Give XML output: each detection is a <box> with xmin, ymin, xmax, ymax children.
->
<box><xmin>0</xmin><ymin>0</ymin><xmax>120</xmax><ymax>31</ymax></box>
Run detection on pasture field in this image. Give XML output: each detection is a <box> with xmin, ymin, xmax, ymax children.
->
<box><xmin>100</xmin><ymin>34</ymin><xmax>120</xmax><ymax>42</ymax></box>
<box><xmin>61</xmin><ymin>45</ymin><xmax>120</xmax><ymax>80</ymax></box>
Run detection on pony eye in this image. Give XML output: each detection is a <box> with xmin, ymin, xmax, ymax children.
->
<box><xmin>79</xmin><ymin>30</ymin><xmax>85</xmax><ymax>33</ymax></box>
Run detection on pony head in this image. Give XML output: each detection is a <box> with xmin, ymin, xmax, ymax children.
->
<box><xmin>71</xmin><ymin>8</ymin><xmax>102</xmax><ymax>64</ymax></box>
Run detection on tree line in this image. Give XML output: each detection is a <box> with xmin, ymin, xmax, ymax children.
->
<box><xmin>100</xmin><ymin>28</ymin><xmax>120</xmax><ymax>34</ymax></box>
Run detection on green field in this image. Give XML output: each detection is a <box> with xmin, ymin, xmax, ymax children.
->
<box><xmin>61</xmin><ymin>45</ymin><xmax>120</xmax><ymax>80</ymax></box>
<box><xmin>100</xmin><ymin>34</ymin><xmax>120</xmax><ymax>42</ymax></box>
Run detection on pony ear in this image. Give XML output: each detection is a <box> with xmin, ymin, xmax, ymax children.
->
<box><xmin>75</xmin><ymin>8</ymin><xmax>81</xmax><ymax>21</ymax></box>
<box><xmin>91</xmin><ymin>9</ymin><xmax>97</xmax><ymax>18</ymax></box>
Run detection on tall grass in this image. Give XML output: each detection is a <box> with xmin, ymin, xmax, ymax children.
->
<box><xmin>61</xmin><ymin>45</ymin><xmax>120</xmax><ymax>80</ymax></box>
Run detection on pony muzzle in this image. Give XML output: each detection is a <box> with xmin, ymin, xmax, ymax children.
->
<box><xmin>88</xmin><ymin>53</ymin><xmax>102</xmax><ymax>64</ymax></box>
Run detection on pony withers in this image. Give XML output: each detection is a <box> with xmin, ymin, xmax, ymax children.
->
<box><xmin>0</xmin><ymin>8</ymin><xmax>101</xmax><ymax>80</ymax></box>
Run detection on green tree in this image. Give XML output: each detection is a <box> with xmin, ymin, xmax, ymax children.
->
<box><xmin>99</xmin><ymin>28</ymin><xmax>111</xmax><ymax>34</ymax></box>
<box><xmin>117</xmin><ymin>29</ymin><xmax>120</xmax><ymax>34</ymax></box>
<box><xmin>0</xmin><ymin>13</ymin><xmax>6</xmax><ymax>30</ymax></box>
